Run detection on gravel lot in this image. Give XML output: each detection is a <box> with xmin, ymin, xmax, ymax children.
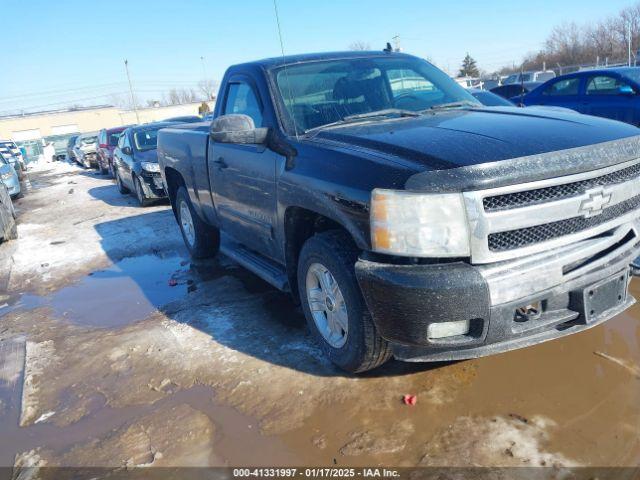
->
<box><xmin>1</xmin><ymin>161</ymin><xmax>640</xmax><ymax>473</ymax></box>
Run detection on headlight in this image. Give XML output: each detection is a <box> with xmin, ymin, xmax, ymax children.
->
<box><xmin>370</xmin><ymin>189</ymin><xmax>470</xmax><ymax>257</ymax></box>
<box><xmin>141</xmin><ymin>162</ymin><xmax>160</xmax><ymax>172</ymax></box>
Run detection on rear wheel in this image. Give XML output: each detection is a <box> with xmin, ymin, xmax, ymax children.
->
<box><xmin>297</xmin><ymin>230</ymin><xmax>391</xmax><ymax>373</ymax></box>
<box><xmin>175</xmin><ymin>186</ymin><xmax>219</xmax><ymax>258</ymax></box>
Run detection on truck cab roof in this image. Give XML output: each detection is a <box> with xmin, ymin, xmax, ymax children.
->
<box><xmin>231</xmin><ymin>50</ymin><xmax>415</xmax><ymax>71</ymax></box>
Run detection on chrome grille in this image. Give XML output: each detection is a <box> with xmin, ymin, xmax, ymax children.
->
<box><xmin>463</xmin><ymin>157</ymin><xmax>640</xmax><ymax>264</ymax></box>
<box><xmin>483</xmin><ymin>161</ymin><xmax>640</xmax><ymax>212</ymax></box>
<box><xmin>488</xmin><ymin>194</ymin><xmax>640</xmax><ymax>251</ymax></box>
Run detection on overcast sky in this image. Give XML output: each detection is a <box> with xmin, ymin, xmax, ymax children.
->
<box><xmin>1</xmin><ymin>0</ymin><xmax>634</xmax><ymax>115</ymax></box>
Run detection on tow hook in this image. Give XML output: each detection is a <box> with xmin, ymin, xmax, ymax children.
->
<box><xmin>515</xmin><ymin>303</ymin><xmax>542</xmax><ymax>322</ymax></box>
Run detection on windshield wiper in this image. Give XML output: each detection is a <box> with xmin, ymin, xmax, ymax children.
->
<box><xmin>305</xmin><ymin>109</ymin><xmax>420</xmax><ymax>135</ymax></box>
<box><xmin>426</xmin><ymin>100</ymin><xmax>479</xmax><ymax>111</ymax></box>
<box><xmin>342</xmin><ymin>108</ymin><xmax>421</xmax><ymax>121</ymax></box>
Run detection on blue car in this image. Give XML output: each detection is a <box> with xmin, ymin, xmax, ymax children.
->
<box><xmin>0</xmin><ymin>151</ymin><xmax>20</xmax><ymax>198</ymax></box>
<box><xmin>522</xmin><ymin>67</ymin><xmax>640</xmax><ymax>126</ymax></box>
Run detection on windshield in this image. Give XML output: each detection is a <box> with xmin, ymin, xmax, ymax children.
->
<box><xmin>81</xmin><ymin>136</ymin><xmax>97</xmax><ymax>144</ymax></box>
<box><xmin>133</xmin><ymin>128</ymin><xmax>160</xmax><ymax>151</ymax></box>
<box><xmin>108</xmin><ymin>132</ymin><xmax>122</xmax><ymax>146</ymax></box>
<box><xmin>272</xmin><ymin>56</ymin><xmax>478</xmax><ymax>132</ymax></box>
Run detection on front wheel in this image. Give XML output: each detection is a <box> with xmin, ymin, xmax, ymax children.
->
<box><xmin>175</xmin><ymin>186</ymin><xmax>219</xmax><ymax>258</ymax></box>
<box><xmin>297</xmin><ymin>230</ymin><xmax>391</xmax><ymax>373</ymax></box>
<box><xmin>134</xmin><ymin>176</ymin><xmax>151</xmax><ymax>207</ymax></box>
<box><xmin>115</xmin><ymin>170</ymin><xmax>129</xmax><ymax>194</ymax></box>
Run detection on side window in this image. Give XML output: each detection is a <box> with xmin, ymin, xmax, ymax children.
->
<box><xmin>586</xmin><ymin>75</ymin><xmax>628</xmax><ymax>95</ymax></box>
<box><xmin>117</xmin><ymin>134</ymin><xmax>125</xmax><ymax>149</ymax></box>
<box><xmin>224</xmin><ymin>82</ymin><xmax>263</xmax><ymax>126</ymax></box>
<box><xmin>542</xmin><ymin>77</ymin><xmax>581</xmax><ymax>96</ymax></box>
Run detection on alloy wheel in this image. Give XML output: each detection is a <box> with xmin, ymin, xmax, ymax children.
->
<box><xmin>179</xmin><ymin>200</ymin><xmax>195</xmax><ymax>248</ymax></box>
<box><xmin>305</xmin><ymin>262</ymin><xmax>349</xmax><ymax>348</ymax></box>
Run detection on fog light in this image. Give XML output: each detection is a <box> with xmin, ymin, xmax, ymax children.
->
<box><xmin>428</xmin><ymin>320</ymin><xmax>470</xmax><ymax>339</ymax></box>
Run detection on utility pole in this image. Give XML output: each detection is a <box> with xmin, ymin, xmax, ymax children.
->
<box><xmin>629</xmin><ymin>21</ymin><xmax>632</xmax><ymax>67</ymax></box>
<box><xmin>200</xmin><ymin>56</ymin><xmax>211</xmax><ymax>100</ymax></box>
<box><xmin>124</xmin><ymin>59</ymin><xmax>140</xmax><ymax>124</ymax></box>
<box><xmin>392</xmin><ymin>35</ymin><xmax>401</xmax><ymax>52</ymax></box>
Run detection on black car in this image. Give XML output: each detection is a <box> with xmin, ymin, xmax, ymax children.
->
<box><xmin>113</xmin><ymin>122</ymin><xmax>177</xmax><ymax>206</ymax></box>
<box><xmin>66</xmin><ymin>135</ymin><xmax>79</xmax><ymax>163</ymax></box>
<box><xmin>490</xmin><ymin>81</ymin><xmax>542</xmax><ymax>104</ymax></box>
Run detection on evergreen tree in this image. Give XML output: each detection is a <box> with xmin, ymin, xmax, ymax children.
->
<box><xmin>459</xmin><ymin>53</ymin><xmax>480</xmax><ymax>77</ymax></box>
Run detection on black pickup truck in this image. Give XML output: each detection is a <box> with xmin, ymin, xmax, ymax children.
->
<box><xmin>158</xmin><ymin>51</ymin><xmax>640</xmax><ymax>372</ymax></box>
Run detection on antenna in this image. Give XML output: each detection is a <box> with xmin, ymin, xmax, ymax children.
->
<box><xmin>272</xmin><ymin>0</ymin><xmax>299</xmax><ymax>139</ymax></box>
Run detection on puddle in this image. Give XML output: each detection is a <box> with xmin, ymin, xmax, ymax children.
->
<box><xmin>0</xmin><ymin>378</ymin><xmax>300</xmax><ymax>466</ymax></box>
<box><xmin>3</xmin><ymin>254</ymin><xmax>189</xmax><ymax>328</ymax></box>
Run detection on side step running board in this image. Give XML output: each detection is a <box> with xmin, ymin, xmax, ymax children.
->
<box><xmin>220</xmin><ymin>237</ymin><xmax>290</xmax><ymax>292</ymax></box>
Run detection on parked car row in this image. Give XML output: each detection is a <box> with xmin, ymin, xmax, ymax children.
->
<box><xmin>0</xmin><ymin>140</ymin><xmax>26</xmax><ymax>180</ymax></box>
<box><xmin>480</xmin><ymin>66</ymin><xmax>640</xmax><ymax>128</ymax></box>
<box><xmin>0</xmin><ymin>139</ymin><xmax>26</xmax><ymax>243</ymax></box>
<box><xmin>66</xmin><ymin>117</ymin><xmax>199</xmax><ymax>207</ymax></box>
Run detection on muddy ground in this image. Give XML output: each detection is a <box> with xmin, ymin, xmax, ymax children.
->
<box><xmin>1</xmin><ymin>162</ymin><xmax>640</xmax><ymax>475</ymax></box>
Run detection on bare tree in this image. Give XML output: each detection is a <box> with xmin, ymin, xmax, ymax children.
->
<box><xmin>509</xmin><ymin>2</ymin><xmax>640</xmax><ymax>74</ymax></box>
<box><xmin>198</xmin><ymin>79</ymin><xmax>218</xmax><ymax>100</ymax></box>
<box><xmin>349</xmin><ymin>41</ymin><xmax>371</xmax><ymax>51</ymax></box>
<box><xmin>108</xmin><ymin>92</ymin><xmax>139</xmax><ymax>110</ymax></box>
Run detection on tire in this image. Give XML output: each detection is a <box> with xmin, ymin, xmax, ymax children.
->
<box><xmin>297</xmin><ymin>230</ymin><xmax>391</xmax><ymax>373</ymax></box>
<box><xmin>6</xmin><ymin>221</ymin><xmax>17</xmax><ymax>240</ymax></box>
<box><xmin>175</xmin><ymin>186</ymin><xmax>220</xmax><ymax>258</ymax></box>
<box><xmin>134</xmin><ymin>176</ymin><xmax>151</xmax><ymax>207</ymax></box>
<box><xmin>115</xmin><ymin>170</ymin><xmax>130</xmax><ymax>194</ymax></box>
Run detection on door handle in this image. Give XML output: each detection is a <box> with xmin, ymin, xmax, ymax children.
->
<box><xmin>213</xmin><ymin>157</ymin><xmax>228</xmax><ymax>169</ymax></box>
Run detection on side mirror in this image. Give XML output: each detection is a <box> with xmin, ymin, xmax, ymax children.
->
<box><xmin>122</xmin><ymin>146</ymin><xmax>132</xmax><ymax>155</ymax></box>
<box><xmin>619</xmin><ymin>85</ymin><xmax>635</xmax><ymax>96</ymax></box>
<box><xmin>210</xmin><ymin>114</ymin><xmax>268</xmax><ymax>145</ymax></box>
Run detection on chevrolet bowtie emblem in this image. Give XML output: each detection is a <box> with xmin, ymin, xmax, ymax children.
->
<box><xmin>579</xmin><ymin>187</ymin><xmax>612</xmax><ymax>218</ymax></box>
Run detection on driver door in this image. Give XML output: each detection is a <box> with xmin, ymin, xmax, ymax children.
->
<box><xmin>209</xmin><ymin>77</ymin><xmax>280</xmax><ymax>259</ymax></box>
<box><xmin>582</xmin><ymin>74</ymin><xmax>638</xmax><ymax>125</ymax></box>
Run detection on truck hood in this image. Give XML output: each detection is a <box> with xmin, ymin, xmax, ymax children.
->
<box><xmin>313</xmin><ymin>107</ymin><xmax>640</xmax><ymax>171</ymax></box>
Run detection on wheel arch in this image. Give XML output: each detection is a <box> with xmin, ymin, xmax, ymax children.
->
<box><xmin>283</xmin><ymin>206</ymin><xmax>362</xmax><ymax>300</ymax></box>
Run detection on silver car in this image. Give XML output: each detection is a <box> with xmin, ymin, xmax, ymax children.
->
<box><xmin>0</xmin><ymin>152</ymin><xmax>21</xmax><ymax>198</ymax></box>
<box><xmin>0</xmin><ymin>140</ymin><xmax>26</xmax><ymax>170</ymax></box>
<box><xmin>0</xmin><ymin>146</ymin><xmax>24</xmax><ymax>180</ymax></box>
<box><xmin>73</xmin><ymin>133</ymin><xmax>99</xmax><ymax>169</ymax></box>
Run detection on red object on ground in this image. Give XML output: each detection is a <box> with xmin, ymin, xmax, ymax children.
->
<box><xmin>403</xmin><ymin>394</ymin><xmax>417</xmax><ymax>406</ymax></box>
<box><xmin>168</xmin><ymin>278</ymin><xmax>178</xmax><ymax>286</ymax></box>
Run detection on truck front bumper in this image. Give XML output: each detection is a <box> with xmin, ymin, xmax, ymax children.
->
<box><xmin>355</xmin><ymin>223</ymin><xmax>640</xmax><ymax>362</ymax></box>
